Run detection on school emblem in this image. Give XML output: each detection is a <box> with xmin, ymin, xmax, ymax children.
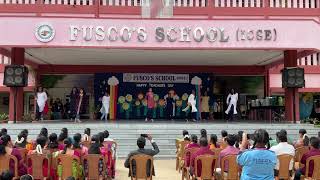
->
<box><xmin>35</xmin><ymin>23</ymin><xmax>55</xmax><ymax>43</ymax></box>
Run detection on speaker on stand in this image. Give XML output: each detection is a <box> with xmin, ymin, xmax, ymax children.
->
<box><xmin>281</xmin><ymin>67</ymin><xmax>305</xmax><ymax>123</ymax></box>
<box><xmin>3</xmin><ymin>65</ymin><xmax>29</xmax><ymax>123</ymax></box>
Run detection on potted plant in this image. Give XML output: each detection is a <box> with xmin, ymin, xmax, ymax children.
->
<box><xmin>0</xmin><ymin>113</ymin><xmax>8</xmax><ymax>123</ymax></box>
<box><xmin>22</xmin><ymin>113</ymin><xmax>34</xmax><ymax>123</ymax></box>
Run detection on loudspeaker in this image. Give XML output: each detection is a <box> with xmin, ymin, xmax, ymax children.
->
<box><xmin>282</xmin><ymin>67</ymin><xmax>305</xmax><ymax>88</ymax></box>
<box><xmin>3</xmin><ymin>65</ymin><xmax>28</xmax><ymax>87</ymax></box>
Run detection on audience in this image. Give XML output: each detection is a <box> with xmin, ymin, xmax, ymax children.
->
<box><xmin>185</xmin><ymin>134</ymin><xmax>200</xmax><ymax>167</ymax></box>
<box><xmin>0</xmin><ymin>170</ymin><xmax>13</xmax><ymax>180</ymax></box>
<box><xmin>0</xmin><ymin>134</ymin><xmax>27</xmax><ymax>176</ymax></box>
<box><xmin>124</xmin><ymin>134</ymin><xmax>159</xmax><ymax>177</ymax></box>
<box><xmin>237</xmin><ymin>129</ymin><xmax>277</xmax><ymax>180</ymax></box>
<box><xmin>209</xmin><ymin>134</ymin><xmax>219</xmax><ymax>150</ymax></box>
<box><xmin>200</xmin><ymin>129</ymin><xmax>207</xmax><ymax>139</ymax></box>
<box><xmin>190</xmin><ymin>137</ymin><xmax>215</xmax><ymax>177</ymax></box>
<box><xmin>294</xmin><ymin>137</ymin><xmax>320</xmax><ymax>180</ymax></box>
<box><xmin>270</xmin><ymin>130</ymin><xmax>295</xmax><ymax>177</ymax></box>
<box><xmin>295</xmin><ymin>129</ymin><xmax>309</xmax><ymax>147</ymax></box>
<box><xmin>20</xmin><ymin>174</ymin><xmax>33</xmax><ymax>180</ymax></box>
<box><xmin>82</xmin><ymin>128</ymin><xmax>91</xmax><ymax>142</ymax></box>
<box><xmin>219</xmin><ymin>134</ymin><xmax>239</xmax><ymax>172</ymax></box>
<box><xmin>1</xmin><ymin>126</ymin><xmax>320</xmax><ymax>180</ymax></box>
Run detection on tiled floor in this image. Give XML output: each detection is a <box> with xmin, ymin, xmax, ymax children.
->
<box><xmin>116</xmin><ymin>159</ymin><xmax>180</xmax><ymax>180</ymax></box>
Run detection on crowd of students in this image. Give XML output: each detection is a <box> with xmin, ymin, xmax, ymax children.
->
<box><xmin>179</xmin><ymin>128</ymin><xmax>320</xmax><ymax>180</ymax></box>
<box><xmin>0</xmin><ymin>127</ymin><xmax>116</xmax><ymax>180</ymax></box>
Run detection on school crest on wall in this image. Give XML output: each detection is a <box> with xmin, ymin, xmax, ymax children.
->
<box><xmin>35</xmin><ymin>23</ymin><xmax>55</xmax><ymax>43</ymax></box>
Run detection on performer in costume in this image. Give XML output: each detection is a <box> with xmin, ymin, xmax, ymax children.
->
<box><xmin>75</xmin><ymin>88</ymin><xmax>86</xmax><ymax>123</ymax></box>
<box><xmin>183</xmin><ymin>90</ymin><xmax>197</xmax><ymax>122</ymax></box>
<box><xmin>165</xmin><ymin>92</ymin><xmax>175</xmax><ymax>120</ymax></box>
<box><xmin>70</xmin><ymin>87</ymin><xmax>79</xmax><ymax>121</ymax></box>
<box><xmin>100</xmin><ymin>92</ymin><xmax>110</xmax><ymax>121</ymax></box>
<box><xmin>225</xmin><ymin>89</ymin><xmax>238</xmax><ymax>121</ymax></box>
<box><xmin>145</xmin><ymin>88</ymin><xmax>155</xmax><ymax>122</ymax></box>
<box><xmin>201</xmin><ymin>91</ymin><xmax>210</xmax><ymax>120</ymax></box>
<box><xmin>35</xmin><ymin>86</ymin><xmax>48</xmax><ymax>121</ymax></box>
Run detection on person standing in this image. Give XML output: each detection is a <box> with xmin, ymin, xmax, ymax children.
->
<box><xmin>201</xmin><ymin>91</ymin><xmax>210</xmax><ymax>120</ymax></box>
<box><xmin>187</xmin><ymin>90</ymin><xmax>197</xmax><ymax>122</ymax></box>
<box><xmin>100</xmin><ymin>92</ymin><xmax>110</xmax><ymax>121</ymax></box>
<box><xmin>70</xmin><ymin>87</ymin><xmax>78</xmax><ymax>121</ymax></box>
<box><xmin>75</xmin><ymin>88</ymin><xmax>86</xmax><ymax>123</ymax></box>
<box><xmin>145</xmin><ymin>88</ymin><xmax>155</xmax><ymax>122</ymax></box>
<box><xmin>165</xmin><ymin>92</ymin><xmax>175</xmax><ymax>120</ymax></box>
<box><xmin>225</xmin><ymin>89</ymin><xmax>238</xmax><ymax>121</ymax></box>
<box><xmin>52</xmin><ymin>98</ymin><xmax>64</xmax><ymax>120</ymax></box>
<box><xmin>64</xmin><ymin>99</ymin><xmax>71</xmax><ymax>119</ymax></box>
<box><xmin>35</xmin><ymin>86</ymin><xmax>48</xmax><ymax>121</ymax></box>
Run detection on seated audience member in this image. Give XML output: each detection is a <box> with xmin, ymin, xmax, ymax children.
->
<box><xmin>295</xmin><ymin>129</ymin><xmax>309</xmax><ymax>148</ymax></box>
<box><xmin>219</xmin><ymin>130</ymin><xmax>228</xmax><ymax>149</ymax></box>
<box><xmin>27</xmin><ymin>136</ymin><xmax>50</xmax><ymax>177</ymax></box>
<box><xmin>58</xmin><ymin>128</ymin><xmax>69</xmax><ymax>150</ymax></box>
<box><xmin>190</xmin><ymin>137</ymin><xmax>215</xmax><ymax>176</ymax></box>
<box><xmin>182</xmin><ymin>130</ymin><xmax>190</xmax><ymax>141</ymax></box>
<box><xmin>39</xmin><ymin>128</ymin><xmax>49</xmax><ymax>142</ymax></box>
<box><xmin>47</xmin><ymin>133</ymin><xmax>59</xmax><ymax>152</ymax></box>
<box><xmin>270</xmin><ymin>131</ymin><xmax>295</xmax><ymax>177</ymax></box>
<box><xmin>209</xmin><ymin>134</ymin><xmax>220</xmax><ymax>150</ymax></box>
<box><xmin>0</xmin><ymin>135</ymin><xmax>27</xmax><ymax>176</ymax></box>
<box><xmin>185</xmin><ymin>135</ymin><xmax>200</xmax><ymax>167</ymax></box>
<box><xmin>103</xmin><ymin>130</ymin><xmax>114</xmax><ymax>142</ymax></box>
<box><xmin>219</xmin><ymin>134</ymin><xmax>240</xmax><ymax>172</ymax></box>
<box><xmin>86</xmin><ymin>135</ymin><xmax>104</xmax><ymax>177</ymax></box>
<box><xmin>294</xmin><ymin>137</ymin><xmax>320</xmax><ymax>180</ymax></box>
<box><xmin>0</xmin><ymin>170</ymin><xmax>13</xmax><ymax>180</ymax></box>
<box><xmin>237</xmin><ymin>129</ymin><xmax>276</xmax><ymax>180</ymax></box>
<box><xmin>200</xmin><ymin>129</ymin><xmax>207</xmax><ymax>139</ymax></box>
<box><xmin>15</xmin><ymin>131</ymin><xmax>28</xmax><ymax>148</ymax></box>
<box><xmin>1</xmin><ymin>128</ymin><xmax>7</xmax><ymax>136</ymax></box>
<box><xmin>280</xmin><ymin>129</ymin><xmax>294</xmax><ymax>145</ymax></box>
<box><xmin>82</xmin><ymin>128</ymin><xmax>91</xmax><ymax>142</ymax></box>
<box><xmin>73</xmin><ymin>133</ymin><xmax>88</xmax><ymax>155</ymax></box>
<box><xmin>20</xmin><ymin>174</ymin><xmax>34</xmax><ymax>180</ymax></box>
<box><xmin>124</xmin><ymin>135</ymin><xmax>159</xmax><ymax>177</ymax></box>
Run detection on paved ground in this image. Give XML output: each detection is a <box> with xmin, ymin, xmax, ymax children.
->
<box><xmin>115</xmin><ymin>159</ymin><xmax>179</xmax><ymax>180</ymax></box>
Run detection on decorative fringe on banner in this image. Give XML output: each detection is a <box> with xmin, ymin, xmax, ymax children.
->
<box><xmin>109</xmin><ymin>85</ymin><xmax>118</xmax><ymax>120</ymax></box>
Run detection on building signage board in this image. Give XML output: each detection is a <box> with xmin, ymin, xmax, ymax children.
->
<box><xmin>0</xmin><ymin>17</ymin><xmax>319</xmax><ymax>49</ymax></box>
<box><xmin>123</xmin><ymin>73</ymin><xmax>189</xmax><ymax>83</ymax></box>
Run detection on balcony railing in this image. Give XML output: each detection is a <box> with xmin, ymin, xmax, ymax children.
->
<box><xmin>0</xmin><ymin>0</ymin><xmax>319</xmax><ymax>17</ymax></box>
<box><xmin>298</xmin><ymin>53</ymin><xmax>320</xmax><ymax>66</ymax></box>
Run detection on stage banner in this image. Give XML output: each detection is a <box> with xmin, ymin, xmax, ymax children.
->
<box><xmin>94</xmin><ymin>73</ymin><xmax>213</xmax><ymax>120</ymax></box>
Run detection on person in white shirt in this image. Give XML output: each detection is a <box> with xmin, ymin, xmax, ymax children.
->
<box><xmin>185</xmin><ymin>90</ymin><xmax>197</xmax><ymax>122</ymax></box>
<box><xmin>35</xmin><ymin>86</ymin><xmax>48</xmax><ymax>121</ymax></box>
<box><xmin>270</xmin><ymin>131</ymin><xmax>295</xmax><ymax>177</ymax></box>
<box><xmin>225</xmin><ymin>89</ymin><xmax>238</xmax><ymax>121</ymax></box>
<box><xmin>100</xmin><ymin>92</ymin><xmax>110</xmax><ymax>121</ymax></box>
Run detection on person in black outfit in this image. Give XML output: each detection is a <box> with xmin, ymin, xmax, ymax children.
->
<box><xmin>70</xmin><ymin>87</ymin><xmax>78</xmax><ymax>120</ymax></box>
<box><xmin>52</xmin><ymin>98</ymin><xmax>64</xmax><ymax>120</ymax></box>
<box><xmin>166</xmin><ymin>93</ymin><xmax>175</xmax><ymax>120</ymax></box>
<box><xmin>64</xmin><ymin>99</ymin><xmax>71</xmax><ymax>119</ymax></box>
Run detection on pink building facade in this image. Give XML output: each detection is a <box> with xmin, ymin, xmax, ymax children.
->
<box><xmin>0</xmin><ymin>0</ymin><xmax>319</xmax><ymax>122</ymax></box>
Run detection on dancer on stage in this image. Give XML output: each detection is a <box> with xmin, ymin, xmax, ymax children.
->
<box><xmin>201</xmin><ymin>91</ymin><xmax>210</xmax><ymax>120</ymax></box>
<box><xmin>145</xmin><ymin>88</ymin><xmax>155</xmax><ymax>122</ymax></box>
<box><xmin>70</xmin><ymin>87</ymin><xmax>78</xmax><ymax>121</ymax></box>
<box><xmin>183</xmin><ymin>90</ymin><xmax>197</xmax><ymax>122</ymax></box>
<box><xmin>35</xmin><ymin>86</ymin><xmax>48</xmax><ymax>121</ymax></box>
<box><xmin>165</xmin><ymin>92</ymin><xmax>175</xmax><ymax>120</ymax></box>
<box><xmin>75</xmin><ymin>88</ymin><xmax>86</xmax><ymax>123</ymax></box>
<box><xmin>225</xmin><ymin>89</ymin><xmax>238</xmax><ymax>121</ymax></box>
<box><xmin>100</xmin><ymin>92</ymin><xmax>110</xmax><ymax>121</ymax></box>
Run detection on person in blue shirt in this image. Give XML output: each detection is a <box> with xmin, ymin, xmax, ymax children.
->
<box><xmin>237</xmin><ymin>129</ymin><xmax>277</xmax><ymax>180</ymax></box>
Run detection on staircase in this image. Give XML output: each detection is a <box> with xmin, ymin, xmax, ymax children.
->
<box><xmin>2</xmin><ymin>121</ymin><xmax>319</xmax><ymax>158</ymax></box>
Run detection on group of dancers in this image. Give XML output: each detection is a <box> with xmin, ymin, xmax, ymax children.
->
<box><xmin>35</xmin><ymin>86</ymin><xmax>87</xmax><ymax>123</ymax></box>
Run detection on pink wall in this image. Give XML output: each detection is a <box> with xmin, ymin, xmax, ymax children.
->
<box><xmin>0</xmin><ymin>17</ymin><xmax>319</xmax><ymax>50</ymax></box>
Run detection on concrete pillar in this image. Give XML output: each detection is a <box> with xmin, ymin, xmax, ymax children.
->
<box><xmin>284</xmin><ymin>50</ymin><xmax>300</xmax><ymax>122</ymax></box>
<box><xmin>8</xmin><ymin>48</ymin><xmax>25</xmax><ymax>123</ymax></box>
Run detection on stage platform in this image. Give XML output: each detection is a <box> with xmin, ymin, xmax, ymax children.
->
<box><xmin>2</xmin><ymin>120</ymin><xmax>319</xmax><ymax>158</ymax></box>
